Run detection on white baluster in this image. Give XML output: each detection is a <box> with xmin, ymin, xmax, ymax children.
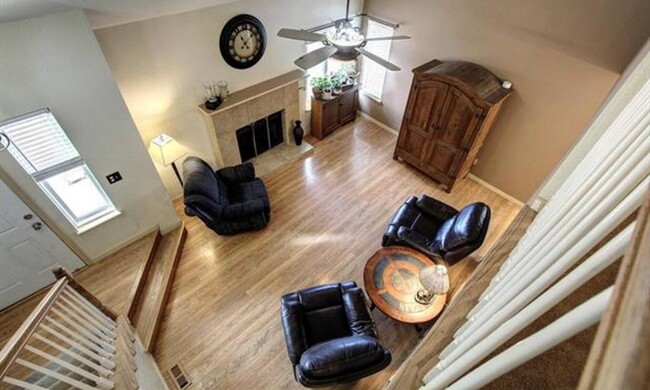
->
<box><xmin>51</xmin><ymin>307</ymin><xmax>116</xmax><ymax>353</ymax></box>
<box><xmin>62</xmin><ymin>288</ymin><xmax>116</xmax><ymax>331</ymax></box>
<box><xmin>32</xmin><ymin>332</ymin><xmax>113</xmax><ymax>377</ymax></box>
<box><xmin>438</xmin><ymin>287</ymin><xmax>613</xmax><ymax>390</ymax></box>
<box><xmin>53</xmin><ymin>302</ymin><xmax>115</xmax><ymax>343</ymax></box>
<box><xmin>41</xmin><ymin>322</ymin><xmax>116</xmax><ymax>370</ymax></box>
<box><xmin>427</xmin><ymin>224</ymin><xmax>633</xmax><ymax>387</ymax></box>
<box><xmin>44</xmin><ymin>316</ymin><xmax>115</xmax><ymax>359</ymax></box>
<box><xmin>466</xmin><ymin>155</ymin><xmax>649</xmax><ymax>325</ymax></box>
<box><xmin>63</xmin><ymin>286</ymin><xmax>117</xmax><ymax>330</ymax></box>
<box><xmin>2</xmin><ymin>377</ymin><xmax>49</xmax><ymax>389</ymax></box>
<box><xmin>450</xmin><ymin>178</ymin><xmax>646</xmax><ymax>349</ymax></box>
<box><xmin>15</xmin><ymin>358</ymin><xmax>100</xmax><ymax>390</ymax></box>
<box><xmin>58</xmin><ymin>294</ymin><xmax>117</xmax><ymax>339</ymax></box>
<box><xmin>24</xmin><ymin>345</ymin><xmax>114</xmax><ymax>389</ymax></box>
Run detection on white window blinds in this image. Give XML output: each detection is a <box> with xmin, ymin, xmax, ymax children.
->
<box><xmin>1</xmin><ymin>109</ymin><xmax>80</xmax><ymax>175</ymax></box>
<box><xmin>0</xmin><ymin>108</ymin><xmax>118</xmax><ymax>232</ymax></box>
<box><xmin>361</xmin><ymin>21</ymin><xmax>394</xmax><ymax>101</ymax></box>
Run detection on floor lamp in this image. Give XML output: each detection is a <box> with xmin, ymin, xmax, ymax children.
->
<box><xmin>149</xmin><ymin>133</ymin><xmax>187</xmax><ymax>187</ymax></box>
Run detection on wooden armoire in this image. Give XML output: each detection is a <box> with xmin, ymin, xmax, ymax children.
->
<box><xmin>394</xmin><ymin>60</ymin><xmax>512</xmax><ymax>192</ymax></box>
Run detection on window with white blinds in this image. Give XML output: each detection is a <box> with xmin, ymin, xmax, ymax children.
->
<box><xmin>0</xmin><ymin>109</ymin><xmax>118</xmax><ymax>232</ymax></box>
<box><xmin>361</xmin><ymin>20</ymin><xmax>394</xmax><ymax>101</ymax></box>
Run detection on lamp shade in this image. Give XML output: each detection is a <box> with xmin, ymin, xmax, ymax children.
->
<box><xmin>149</xmin><ymin>133</ymin><xmax>187</xmax><ymax>167</ymax></box>
<box><xmin>419</xmin><ymin>264</ymin><xmax>450</xmax><ymax>295</ymax></box>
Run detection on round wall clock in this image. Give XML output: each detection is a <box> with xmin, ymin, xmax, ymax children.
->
<box><xmin>219</xmin><ymin>14</ymin><xmax>267</xmax><ymax>69</ymax></box>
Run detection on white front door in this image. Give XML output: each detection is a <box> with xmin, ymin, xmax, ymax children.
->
<box><xmin>0</xmin><ymin>178</ymin><xmax>84</xmax><ymax>310</ymax></box>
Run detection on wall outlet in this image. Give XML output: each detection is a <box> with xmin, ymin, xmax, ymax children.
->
<box><xmin>106</xmin><ymin>171</ymin><xmax>122</xmax><ymax>184</ymax></box>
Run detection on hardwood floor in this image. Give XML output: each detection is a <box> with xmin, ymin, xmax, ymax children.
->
<box><xmin>155</xmin><ymin>119</ymin><xmax>521</xmax><ymax>389</ymax></box>
<box><xmin>0</xmin><ymin>118</ymin><xmax>522</xmax><ymax>389</ymax></box>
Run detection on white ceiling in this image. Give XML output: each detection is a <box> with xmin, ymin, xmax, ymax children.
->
<box><xmin>0</xmin><ymin>0</ymin><xmax>244</xmax><ymax>29</ymax></box>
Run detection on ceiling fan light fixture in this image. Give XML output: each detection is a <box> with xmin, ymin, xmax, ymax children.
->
<box><xmin>327</xmin><ymin>21</ymin><xmax>365</xmax><ymax>48</ymax></box>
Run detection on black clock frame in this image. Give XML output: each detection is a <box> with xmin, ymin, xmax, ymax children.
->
<box><xmin>219</xmin><ymin>14</ymin><xmax>267</xmax><ymax>70</ymax></box>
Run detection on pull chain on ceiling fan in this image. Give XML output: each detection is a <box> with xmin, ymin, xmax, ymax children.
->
<box><xmin>277</xmin><ymin>0</ymin><xmax>409</xmax><ymax>71</ymax></box>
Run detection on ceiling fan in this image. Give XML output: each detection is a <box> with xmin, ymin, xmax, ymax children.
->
<box><xmin>277</xmin><ymin>0</ymin><xmax>409</xmax><ymax>71</ymax></box>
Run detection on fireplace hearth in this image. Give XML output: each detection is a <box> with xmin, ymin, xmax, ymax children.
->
<box><xmin>236</xmin><ymin>110</ymin><xmax>284</xmax><ymax>162</ymax></box>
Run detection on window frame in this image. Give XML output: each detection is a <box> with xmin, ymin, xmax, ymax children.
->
<box><xmin>360</xmin><ymin>20</ymin><xmax>395</xmax><ymax>103</ymax></box>
<box><xmin>0</xmin><ymin>108</ymin><xmax>120</xmax><ymax>233</ymax></box>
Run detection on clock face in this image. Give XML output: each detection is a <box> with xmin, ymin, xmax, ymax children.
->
<box><xmin>220</xmin><ymin>15</ymin><xmax>266</xmax><ymax>69</ymax></box>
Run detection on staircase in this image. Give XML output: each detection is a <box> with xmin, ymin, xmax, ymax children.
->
<box><xmin>126</xmin><ymin>224</ymin><xmax>187</xmax><ymax>353</ymax></box>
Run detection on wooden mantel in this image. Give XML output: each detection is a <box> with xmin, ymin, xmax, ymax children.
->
<box><xmin>198</xmin><ymin>69</ymin><xmax>307</xmax><ymax>116</ymax></box>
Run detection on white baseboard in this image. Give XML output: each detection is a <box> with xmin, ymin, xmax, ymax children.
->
<box><xmin>467</xmin><ymin>174</ymin><xmax>525</xmax><ymax>207</ymax></box>
<box><xmin>357</xmin><ymin>111</ymin><xmax>399</xmax><ymax>135</ymax></box>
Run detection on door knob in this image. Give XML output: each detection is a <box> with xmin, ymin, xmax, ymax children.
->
<box><xmin>23</xmin><ymin>214</ymin><xmax>34</xmax><ymax>220</ymax></box>
<box><xmin>32</xmin><ymin>222</ymin><xmax>42</xmax><ymax>231</ymax></box>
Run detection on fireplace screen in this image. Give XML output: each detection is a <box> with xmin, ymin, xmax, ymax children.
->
<box><xmin>236</xmin><ymin>110</ymin><xmax>284</xmax><ymax>162</ymax></box>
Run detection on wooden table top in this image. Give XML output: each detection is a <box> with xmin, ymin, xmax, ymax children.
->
<box><xmin>363</xmin><ymin>246</ymin><xmax>446</xmax><ymax>324</ymax></box>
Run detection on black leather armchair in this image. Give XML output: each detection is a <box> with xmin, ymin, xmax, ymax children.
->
<box><xmin>182</xmin><ymin>156</ymin><xmax>270</xmax><ymax>235</ymax></box>
<box><xmin>280</xmin><ymin>281</ymin><xmax>391</xmax><ymax>387</ymax></box>
<box><xmin>383</xmin><ymin>195</ymin><xmax>491</xmax><ymax>264</ymax></box>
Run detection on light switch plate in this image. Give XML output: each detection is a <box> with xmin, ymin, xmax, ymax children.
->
<box><xmin>106</xmin><ymin>171</ymin><xmax>122</xmax><ymax>184</ymax></box>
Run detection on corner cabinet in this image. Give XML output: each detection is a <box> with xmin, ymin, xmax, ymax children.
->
<box><xmin>394</xmin><ymin>60</ymin><xmax>512</xmax><ymax>192</ymax></box>
<box><xmin>311</xmin><ymin>85</ymin><xmax>358</xmax><ymax>139</ymax></box>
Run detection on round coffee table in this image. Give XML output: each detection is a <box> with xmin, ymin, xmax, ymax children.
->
<box><xmin>363</xmin><ymin>246</ymin><xmax>447</xmax><ymax>324</ymax></box>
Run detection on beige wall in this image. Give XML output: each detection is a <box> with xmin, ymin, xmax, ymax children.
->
<box><xmin>361</xmin><ymin>0</ymin><xmax>650</xmax><ymax>201</ymax></box>
<box><xmin>94</xmin><ymin>0</ymin><xmax>363</xmax><ymax>199</ymax></box>
<box><xmin>0</xmin><ymin>10</ymin><xmax>180</xmax><ymax>262</ymax></box>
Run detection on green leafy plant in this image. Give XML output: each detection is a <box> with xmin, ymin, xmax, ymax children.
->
<box><xmin>340</xmin><ymin>63</ymin><xmax>360</xmax><ymax>83</ymax></box>
<box><xmin>310</xmin><ymin>75</ymin><xmax>329</xmax><ymax>91</ymax></box>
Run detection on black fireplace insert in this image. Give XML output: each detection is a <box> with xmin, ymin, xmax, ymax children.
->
<box><xmin>236</xmin><ymin>110</ymin><xmax>284</xmax><ymax>162</ymax></box>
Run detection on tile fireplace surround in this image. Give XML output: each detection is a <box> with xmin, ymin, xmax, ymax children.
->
<box><xmin>198</xmin><ymin>70</ymin><xmax>311</xmax><ymax>175</ymax></box>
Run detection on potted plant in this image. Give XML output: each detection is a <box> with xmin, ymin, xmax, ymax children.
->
<box><xmin>310</xmin><ymin>76</ymin><xmax>326</xmax><ymax>99</ymax></box>
<box><xmin>331</xmin><ymin>73</ymin><xmax>345</xmax><ymax>95</ymax></box>
<box><xmin>341</xmin><ymin>63</ymin><xmax>360</xmax><ymax>86</ymax></box>
<box><xmin>321</xmin><ymin>76</ymin><xmax>333</xmax><ymax>100</ymax></box>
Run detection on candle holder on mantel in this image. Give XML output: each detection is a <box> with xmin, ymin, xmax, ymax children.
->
<box><xmin>203</xmin><ymin>82</ymin><xmax>222</xmax><ymax>110</ymax></box>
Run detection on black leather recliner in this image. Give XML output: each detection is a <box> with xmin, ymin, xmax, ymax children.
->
<box><xmin>383</xmin><ymin>195</ymin><xmax>491</xmax><ymax>264</ymax></box>
<box><xmin>182</xmin><ymin>156</ymin><xmax>270</xmax><ymax>235</ymax></box>
<box><xmin>280</xmin><ymin>281</ymin><xmax>391</xmax><ymax>387</ymax></box>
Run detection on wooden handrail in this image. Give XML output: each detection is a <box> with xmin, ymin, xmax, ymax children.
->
<box><xmin>579</xmin><ymin>185</ymin><xmax>650</xmax><ymax>389</ymax></box>
<box><xmin>52</xmin><ymin>266</ymin><xmax>118</xmax><ymax>320</ymax></box>
<box><xmin>0</xmin><ymin>278</ymin><xmax>68</xmax><ymax>378</ymax></box>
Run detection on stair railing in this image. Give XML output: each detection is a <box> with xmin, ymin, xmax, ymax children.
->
<box><xmin>0</xmin><ymin>267</ymin><xmax>139</xmax><ymax>389</ymax></box>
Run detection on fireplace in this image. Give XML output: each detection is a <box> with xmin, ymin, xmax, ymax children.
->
<box><xmin>236</xmin><ymin>110</ymin><xmax>284</xmax><ymax>162</ymax></box>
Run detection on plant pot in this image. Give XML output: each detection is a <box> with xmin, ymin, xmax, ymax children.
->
<box><xmin>322</xmin><ymin>88</ymin><xmax>333</xmax><ymax>100</ymax></box>
<box><xmin>293</xmin><ymin>120</ymin><xmax>304</xmax><ymax>146</ymax></box>
<box><xmin>312</xmin><ymin>89</ymin><xmax>323</xmax><ymax>99</ymax></box>
<box><xmin>333</xmin><ymin>86</ymin><xmax>343</xmax><ymax>95</ymax></box>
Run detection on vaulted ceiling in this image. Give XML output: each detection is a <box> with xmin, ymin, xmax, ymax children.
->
<box><xmin>0</xmin><ymin>0</ymin><xmax>244</xmax><ymax>29</ymax></box>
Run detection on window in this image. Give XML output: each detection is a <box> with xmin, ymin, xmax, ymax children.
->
<box><xmin>361</xmin><ymin>20</ymin><xmax>394</xmax><ymax>102</ymax></box>
<box><xmin>0</xmin><ymin>109</ymin><xmax>118</xmax><ymax>233</ymax></box>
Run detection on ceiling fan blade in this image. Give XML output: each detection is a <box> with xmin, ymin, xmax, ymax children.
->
<box><xmin>356</xmin><ymin>47</ymin><xmax>401</xmax><ymax>71</ymax></box>
<box><xmin>294</xmin><ymin>46</ymin><xmax>338</xmax><ymax>70</ymax></box>
<box><xmin>365</xmin><ymin>35</ymin><xmax>411</xmax><ymax>42</ymax></box>
<box><xmin>278</xmin><ymin>28</ymin><xmax>327</xmax><ymax>42</ymax></box>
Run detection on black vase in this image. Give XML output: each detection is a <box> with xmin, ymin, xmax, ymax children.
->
<box><xmin>293</xmin><ymin>120</ymin><xmax>304</xmax><ymax>146</ymax></box>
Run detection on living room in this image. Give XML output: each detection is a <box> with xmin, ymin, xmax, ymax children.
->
<box><xmin>0</xmin><ymin>0</ymin><xmax>649</xmax><ymax>389</ymax></box>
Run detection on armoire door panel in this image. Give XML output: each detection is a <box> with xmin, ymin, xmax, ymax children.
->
<box><xmin>404</xmin><ymin>81</ymin><xmax>449</xmax><ymax>134</ymax></box>
<box><xmin>426</xmin><ymin>144</ymin><xmax>457</xmax><ymax>178</ymax></box>
<box><xmin>437</xmin><ymin>88</ymin><xmax>482</xmax><ymax>149</ymax></box>
<box><xmin>401</xmin><ymin>129</ymin><xmax>429</xmax><ymax>161</ymax></box>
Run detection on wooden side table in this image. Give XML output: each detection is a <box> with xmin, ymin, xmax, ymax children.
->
<box><xmin>363</xmin><ymin>246</ymin><xmax>447</xmax><ymax>326</ymax></box>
